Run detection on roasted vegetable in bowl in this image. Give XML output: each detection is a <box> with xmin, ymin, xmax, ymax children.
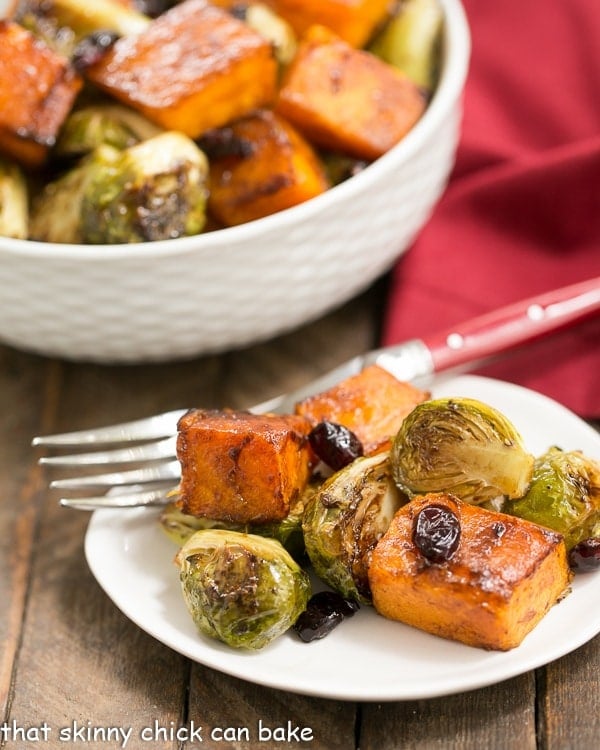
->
<box><xmin>390</xmin><ymin>397</ymin><xmax>535</xmax><ymax>506</ymax></box>
<box><xmin>2</xmin><ymin>0</ymin><xmax>443</xmax><ymax>242</ymax></box>
<box><xmin>176</xmin><ymin>529</ymin><xmax>311</xmax><ymax>649</ymax></box>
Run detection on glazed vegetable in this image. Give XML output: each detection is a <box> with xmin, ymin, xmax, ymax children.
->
<box><xmin>54</xmin><ymin>104</ymin><xmax>163</xmax><ymax>158</ymax></box>
<box><xmin>368</xmin><ymin>492</ymin><xmax>571</xmax><ymax>651</ymax></box>
<box><xmin>0</xmin><ymin>157</ymin><xmax>28</xmax><ymax>239</ymax></box>
<box><xmin>256</xmin><ymin>0</ymin><xmax>392</xmax><ymax>48</ymax></box>
<box><xmin>391</xmin><ymin>397</ymin><xmax>535</xmax><ymax>506</ymax></box>
<box><xmin>370</xmin><ymin>0</ymin><xmax>444</xmax><ymax>92</ymax></box>
<box><xmin>176</xmin><ymin>529</ymin><xmax>310</xmax><ymax>650</ymax></box>
<box><xmin>31</xmin><ymin>131</ymin><xmax>208</xmax><ymax>244</ymax></box>
<box><xmin>506</xmin><ymin>447</ymin><xmax>600</xmax><ymax>550</ymax></box>
<box><xmin>84</xmin><ymin>0</ymin><xmax>278</xmax><ymax>139</ymax></box>
<box><xmin>276</xmin><ymin>23</ymin><xmax>426</xmax><ymax>161</ymax></box>
<box><xmin>0</xmin><ymin>18</ymin><xmax>83</xmax><ymax>167</ymax></box>
<box><xmin>207</xmin><ymin>109</ymin><xmax>330</xmax><ymax>227</ymax></box>
<box><xmin>302</xmin><ymin>452</ymin><xmax>405</xmax><ymax>604</ymax></box>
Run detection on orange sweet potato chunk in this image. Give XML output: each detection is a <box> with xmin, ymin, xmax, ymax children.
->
<box><xmin>0</xmin><ymin>21</ymin><xmax>82</xmax><ymax>167</ymax></box>
<box><xmin>85</xmin><ymin>0</ymin><xmax>278</xmax><ymax>138</ymax></box>
<box><xmin>206</xmin><ymin>109</ymin><xmax>330</xmax><ymax>226</ymax></box>
<box><xmin>369</xmin><ymin>493</ymin><xmax>572</xmax><ymax>650</ymax></box>
<box><xmin>276</xmin><ymin>24</ymin><xmax>427</xmax><ymax>160</ymax></box>
<box><xmin>176</xmin><ymin>408</ymin><xmax>313</xmax><ymax>524</ymax></box>
<box><xmin>294</xmin><ymin>364</ymin><xmax>429</xmax><ymax>455</ymax></box>
<box><xmin>261</xmin><ymin>0</ymin><xmax>391</xmax><ymax>47</ymax></box>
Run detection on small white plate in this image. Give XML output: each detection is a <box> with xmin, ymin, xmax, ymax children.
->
<box><xmin>85</xmin><ymin>375</ymin><xmax>600</xmax><ymax>701</ymax></box>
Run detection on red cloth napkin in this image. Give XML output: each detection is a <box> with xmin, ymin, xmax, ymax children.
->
<box><xmin>381</xmin><ymin>0</ymin><xmax>600</xmax><ymax>417</ymax></box>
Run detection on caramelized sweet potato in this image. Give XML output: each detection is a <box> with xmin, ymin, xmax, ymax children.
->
<box><xmin>176</xmin><ymin>408</ymin><xmax>313</xmax><ymax>524</ymax></box>
<box><xmin>0</xmin><ymin>21</ymin><xmax>82</xmax><ymax>167</ymax></box>
<box><xmin>276</xmin><ymin>24</ymin><xmax>427</xmax><ymax>160</ymax></box>
<box><xmin>85</xmin><ymin>0</ymin><xmax>278</xmax><ymax>138</ymax></box>
<box><xmin>294</xmin><ymin>364</ymin><xmax>429</xmax><ymax>455</ymax></box>
<box><xmin>205</xmin><ymin>109</ymin><xmax>330</xmax><ymax>226</ymax></box>
<box><xmin>262</xmin><ymin>0</ymin><xmax>391</xmax><ymax>48</ymax></box>
<box><xmin>369</xmin><ymin>493</ymin><xmax>572</xmax><ymax>650</ymax></box>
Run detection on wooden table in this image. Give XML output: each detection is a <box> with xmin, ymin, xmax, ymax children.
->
<box><xmin>1</xmin><ymin>281</ymin><xmax>598</xmax><ymax>750</ymax></box>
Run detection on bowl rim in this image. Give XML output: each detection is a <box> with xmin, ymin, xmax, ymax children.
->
<box><xmin>0</xmin><ymin>0</ymin><xmax>471</xmax><ymax>262</ymax></box>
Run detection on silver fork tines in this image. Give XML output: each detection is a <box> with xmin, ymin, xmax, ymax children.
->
<box><xmin>32</xmin><ymin>409</ymin><xmax>187</xmax><ymax>448</ymax></box>
<box><xmin>38</xmin><ymin>435</ymin><xmax>177</xmax><ymax>467</ymax></box>
<box><xmin>49</xmin><ymin>459</ymin><xmax>181</xmax><ymax>491</ymax></box>
<box><xmin>59</xmin><ymin>487</ymin><xmax>176</xmax><ymax>511</ymax></box>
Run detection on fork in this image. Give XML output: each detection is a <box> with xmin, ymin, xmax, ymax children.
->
<box><xmin>33</xmin><ymin>276</ymin><xmax>600</xmax><ymax>510</ymax></box>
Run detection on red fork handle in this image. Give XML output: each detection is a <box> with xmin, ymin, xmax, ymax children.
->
<box><xmin>423</xmin><ymin>276</ymin><xmax>600</xmax><ymax>372</ymax></box>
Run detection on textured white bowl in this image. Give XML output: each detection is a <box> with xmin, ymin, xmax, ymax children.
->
<box><xmin>0</xmin><ymin>0</ymin><xmax>470</xmax><ymax>363</ymax></box>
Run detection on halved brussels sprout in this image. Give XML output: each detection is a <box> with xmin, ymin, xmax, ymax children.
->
<box><xmin>176</xmin><ymin>529</ymin><xmax>310</xmax><ymax>650</ymax></box>
<box><xmin>160</xmin><ymin>485</ymin><xmax>314</xmax><ymax>561</ymax></box>
<box><xmin>302</xmin><ymin>452</ymin><xmax>405</xmax><ymax>604</ymax></box>
<box><xmin>80</xmin><ymin>132</ymin><xmax>209</xmax><ymax>243</ymax></box>
<box><xmin>506</xmin><ymin>446</ymin><xmax>600</xmax><ymax>550</ymax></box>
<box><xmin>391</xmin><ymin>397</ymin><xmax>534</xmax><ymax>506</ymax></box>
<box><xmin>369</xmin><ymin>0</ymin><xmax>443</xmax><ymax>93</ymax></box>
<box><xmin>54</xmin><ymin>104</ymin><xmax>163</xmax><ymax>158</ymax></box>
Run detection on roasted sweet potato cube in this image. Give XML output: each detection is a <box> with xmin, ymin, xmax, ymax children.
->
<box><xmin>276</xmin><ymin>24</ymin><xmax>427</xmax><ymax>160</ymax></box>
<box><xmin>0</xmin><ymin>21</ymin><xmax>82</xmax><ymax>167</ymax></box>
<box><xmin>176</xmin><ymin>408</ymin><xmax>313</xmax><ymax>524</ymax></box>
<box><xmin>85</xmin><ymin>0</ymin><xmax>278</xmax><ymax>138</ymax></box>
<box><xmin>294</xmin><ymin>364</ymin><xmax>429</xmax><ymax>455</ymax></box>
<box><xmin>369</xmin><ymin>493</ymin><xmax>572</xmax><ymax>651</ymax></box>
<box><xmin>205</xmin><ymin>109</ymin><xmax>330</xmax><ymax>226</ymax></box>
<box><xmin>261</xmin><ymin>0</ymin><xmax>391</xmax><ymax>47</ymax></box>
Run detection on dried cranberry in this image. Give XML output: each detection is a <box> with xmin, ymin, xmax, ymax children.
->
<box><xmin>133</xmin><ymin>0</ymin><xmax>176</xmax><ymax>17</ymax></box>
<box><xmin>72</xmin><ymin>30</ymin><xmax>120</xmax><ymax>72</ymax></box>
<box><xmin>308</xmin><ymin>421</ymin><xmax>364</xmax><ymax>471</ymax></box>
<box><xmin>568</xmin><ymin>538</ymin><xmax>600</xmax><ymax>572</ymax></box>
<box><xmin>413</xmin><ymin>503</ymin><xmax>461</xmax><ymax>563</ymax></box>
<box><xmin>293</xmin><ymin>591</ymin><xmax>359</xmax><ymax>643</ymax></box>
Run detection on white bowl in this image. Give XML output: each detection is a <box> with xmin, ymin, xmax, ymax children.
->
<box><xmin>0</xmin><ymin>0</ymin><xmax>470</xmax><ymax>363</ymax></box>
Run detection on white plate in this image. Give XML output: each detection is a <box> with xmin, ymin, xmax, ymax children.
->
<box><xmin>85</xmin><ymin>375</ymin><xmax>600</xmax><ymax>701</ymax></box>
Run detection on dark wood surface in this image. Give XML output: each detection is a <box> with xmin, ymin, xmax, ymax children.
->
<box><xmin>1</xmin><ymin>283</ymin><xmax>598</xmax><ymax>750</ymax></box>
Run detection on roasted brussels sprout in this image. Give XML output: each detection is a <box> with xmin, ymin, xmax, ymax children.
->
<box><xmin>506</xmin><ymin>447</ymin><xmax>600</xmax><ymax>550</ymax></box>
<box><xmin>176</xmin><ymin>529</ymin><xmax>310</xmax><ymax>650</ymax></box>
<box><xmin>369</xmin><ymin>0</ymin><xmax>443</xmax><ymax>93</ymax></box>
<box><xmin>0</xmin><ymin>157</ymin><xmax>28</xmax><ymax>239</ymax></box>
<box><xmin>29</xmin><ymin>151</ymin><xmax>95</xmax><ymax>243</ymax></box>
<box><xmin>43</xmin><ymin>0</ymin><xmax>151</xmax><ymax>38</ymax></box>
<box><xmin>54</xmin><ymin>104</ymin><xmax>163</xmax><ymax>158</ymax></box>
<box><xmin>81</xmin><ymin>132</ymin><xmax>208</xmax><ymax>243</ymax></box>
<box><xmin>16</xmin><ymin>0</ymin><xmax>151</xmax><ymax>58</ymax></box>
<box><xmin>302</xmin><ymin>452</ymin><xmax>405</xmax><ymax>604</ymax></box>
<box><xmin>391</xmin><ymin>397</ymin><xmax>534</xmax><ymax>506</ymax></box>
<box><xmin>160</xmin><ymin>485</ymin><xmax>314</xmax><ymax>561</ymax></box>
<box><xmin>30</xmin><ymin>131</ymin><xmax>209</xmax><ymax>243</ymax></box>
